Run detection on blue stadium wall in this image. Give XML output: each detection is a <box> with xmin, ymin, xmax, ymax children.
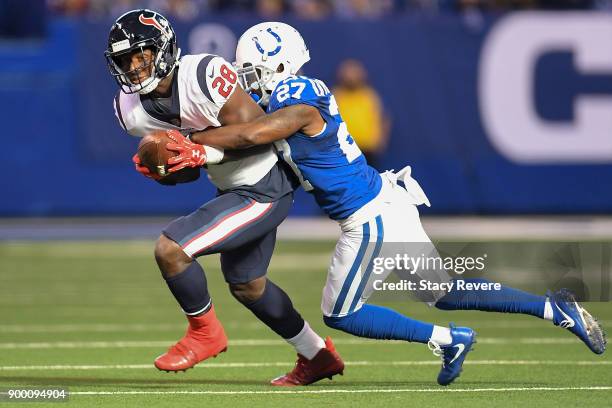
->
<box><xmin>1</xmin><ymin>12</ymin><xmax>611</xmax><ymax>216</ymax></box>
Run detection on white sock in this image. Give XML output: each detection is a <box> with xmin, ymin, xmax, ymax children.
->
<box><xmin>430</xmin><ymin>325</ymin><xmax>452</xmax><ymax>346</ymax></box>
<box><xmin>285</xmin><ymin>321</ymin><xmax>326</xmax><ymax>360</ymax></box>
<box><xmin>543</xmin><ymin>299</ymin><xmax>554</xmax><ymax>321</ymax></box>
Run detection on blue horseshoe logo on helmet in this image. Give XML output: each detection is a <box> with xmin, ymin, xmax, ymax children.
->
<box><xmin>253</xmin><ymin>28</ymin><xmax>282</xmax><ymax>57</ymax></box>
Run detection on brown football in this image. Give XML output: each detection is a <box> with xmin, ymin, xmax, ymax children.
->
<box><xmin>137</xmin><ymin>130</ymin><xmax>200</xmax><ymax>185</ymax></box>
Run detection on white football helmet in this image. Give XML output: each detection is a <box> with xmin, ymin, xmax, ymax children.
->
<box><xmin>235</xmin><ymin>22</ymin><xmax>310</xmax><ymax>105</ymax></box>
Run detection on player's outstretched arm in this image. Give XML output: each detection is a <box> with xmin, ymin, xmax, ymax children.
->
<box><xmin>214</xmin><ymin>85</ymin><xmax>275</xmax><ymax>160</ymax></box>
<box><xmin>217</xmin><ymin>85</ymin><xmax>265</xmax><ymax>125</ymax></box>
<box><xmin>191</xmin><ymin>104</ymin><xmax>323</xmax><ymax>150</ymax></box>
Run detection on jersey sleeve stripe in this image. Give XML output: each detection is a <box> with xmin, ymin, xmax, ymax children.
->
<box><xmin>114</xmin><ymin>92</ymin><xmax>127</xmax><ymax>131</ymax></box>
<box><xmin>196</xmin><ymin>55</ymin><xmax>216</xmax><ymax>103</ymax></box>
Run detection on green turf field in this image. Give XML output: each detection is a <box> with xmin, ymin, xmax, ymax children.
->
<box><xmin>0</xmin><ymin>240</ymin><xmax>610</xmax><ymax>407</ymax></box>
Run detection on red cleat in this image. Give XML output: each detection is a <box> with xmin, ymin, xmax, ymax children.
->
<box><xmin>154</xmin><ymin>305</ymin><xmax>228</xmax><ymax>372</ymax></box>
<box><xmin>270</xmin><ymin>337</ymin><xmax>345</xmax><ymax>386</ymax></box>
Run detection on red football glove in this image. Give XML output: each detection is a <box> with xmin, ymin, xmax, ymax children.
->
<box><xmin>132</xmin><ymin>153</ymin><xmax>162</xmax><ymax>180</ymax></box>
<box><xmin>166</xmin><ymin>130</ymin><xmax>208</xmax><ymax>173</ymax></box>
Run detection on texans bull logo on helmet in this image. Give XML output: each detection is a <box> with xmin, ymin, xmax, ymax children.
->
<box><xmin>139</xmin><ymin>14</ymin><xmax>164</xmax><ymax>32</ymax></box>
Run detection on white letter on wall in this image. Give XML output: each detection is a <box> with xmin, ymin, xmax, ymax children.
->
<box><xmin>479</xmin><ymin>13</ymin><xmax>612</xmax><ymax>163</ymax></box>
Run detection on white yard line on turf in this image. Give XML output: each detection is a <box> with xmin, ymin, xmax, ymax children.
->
<box><xmin>0</xmin><ymin>321</ymin><xmax>264</xmax><ymax>333</ymax></box>
<box><xmin>1</xmin><ymin>360</ymin><xmax>610</xmax><ymax>371</ymax></box>
<box><xmin>0</xmin><ymin>323</ymin><xmax>185</xmax><ymax>333</ymax></box>
<box><xmin>67</xmin><ymin>386</ymin><xmax>612</xmax><ymax>395</ymax></box>
<box><xmin>0</xmin><ymin>337</ymin><xmax>586</xmax><ymax>349</ymax></box>
<box><xmin>4</xmin><ymin>320</ymin><xmax>609</xmax><ymax>332</ymax></box>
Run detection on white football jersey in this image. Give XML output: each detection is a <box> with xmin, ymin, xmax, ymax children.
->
<box><xmin>113</xmin><ymin>53</ymin><xmax>277</xmax><ymax>190</ymax></box>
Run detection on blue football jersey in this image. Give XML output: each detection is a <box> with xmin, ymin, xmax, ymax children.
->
<box><xmin>268</xmin><ymin>75</ymin><xmax>382</xmax><ymax>220</ymax></box>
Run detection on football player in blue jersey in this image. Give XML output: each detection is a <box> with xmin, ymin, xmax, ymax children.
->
<box><xmin>165</xmin><ymin>22</ymin><xmax>606</xmax><ymax>385</ymax></box>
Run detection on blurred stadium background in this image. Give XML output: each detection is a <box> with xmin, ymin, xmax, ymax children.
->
<box><xmin>1</xmin><ymin>1</ymin><xmax>611</xmax><ymax>406</ymax></box>
<box><xmin>1</xmin><ymin>0</ymin><xmax>612</xmax><ymax>221</ymax></box>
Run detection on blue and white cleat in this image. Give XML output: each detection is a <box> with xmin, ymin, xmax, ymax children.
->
<box><xmin>548</xmin><ymin>288</ymin><xmax>607</xmax><ymax>355</ymax></box>
<box><xmin>428</xmin><ymin>324</ymin><xmax>476</xmax><ymax>386</ymax></box>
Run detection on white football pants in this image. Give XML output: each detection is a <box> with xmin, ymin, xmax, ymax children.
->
<box><xmin>321</xmin><ymin>167</ymin><xmax>450</xmax><ymax>317</ymax></box>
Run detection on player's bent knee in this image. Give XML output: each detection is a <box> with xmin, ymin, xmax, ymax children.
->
<box><xmin>229</xmin><ymin>276</ymin><xmax>267</xmax><ymax>304</ymax></box>
<box><xmin>154</xmin><ymin>234</ymin><xmax>192</xmax><ymax>278</ymax></box>
<box><xmin>323</xmin><ymin>313</ymin><xmax>353</xmax><ymax>331</ymax></box>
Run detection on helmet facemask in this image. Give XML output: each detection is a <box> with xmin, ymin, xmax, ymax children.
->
<box><xmin>106</xmin><ymin>44</ymin><xmax>157</xmax><ymax>94</ymax></box>
<box><xmin>236</xmin><ymin>62</ymin><xmax>287</xmax><ymax>106</ymax></box>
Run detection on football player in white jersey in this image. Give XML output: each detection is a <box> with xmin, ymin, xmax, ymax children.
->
<box><xmin>105</xmin><ymin>10</ymin><xmax>344</xmax><ymax>385</ymax></box>
<box><xmin>167</xmin><ymin>22</ymin><xmax>606</xmax><ymax>385</ymax></box>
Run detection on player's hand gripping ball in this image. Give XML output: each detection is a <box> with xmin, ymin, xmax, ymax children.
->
<box><xmin>165</xmin><ymin>130</ymin><xmax>209</xmax><ymax>173</ymax></box>
<box><xmin>136</xmin><ymin>130</ymin><xmax>201</xmax><ymax>185</ymax></box>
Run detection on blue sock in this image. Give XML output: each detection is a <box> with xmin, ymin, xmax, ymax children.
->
<box><xmin>324</xmin><ymin>304</ymin><xmax>434</xmax><ymax>344</ymax></box>
<box><xmin>164</xmin><ymin>261</ymin><xmax>211</xmax><ymax>315</ymax></box>
<box><xmin>435</xmin><ymin>278</ymin><xmax>545</xmax><ymax>318</ymax></box>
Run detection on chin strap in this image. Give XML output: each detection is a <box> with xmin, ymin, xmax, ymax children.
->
<box><xmin>135</xmin><ymin>76</ymin><xmax>162</xmax><ymax>95</ymax></box>
<box><xmin>135</xmin><ymin>53</ymin><xmax>179</xmax><ymax>95</ymax></box>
